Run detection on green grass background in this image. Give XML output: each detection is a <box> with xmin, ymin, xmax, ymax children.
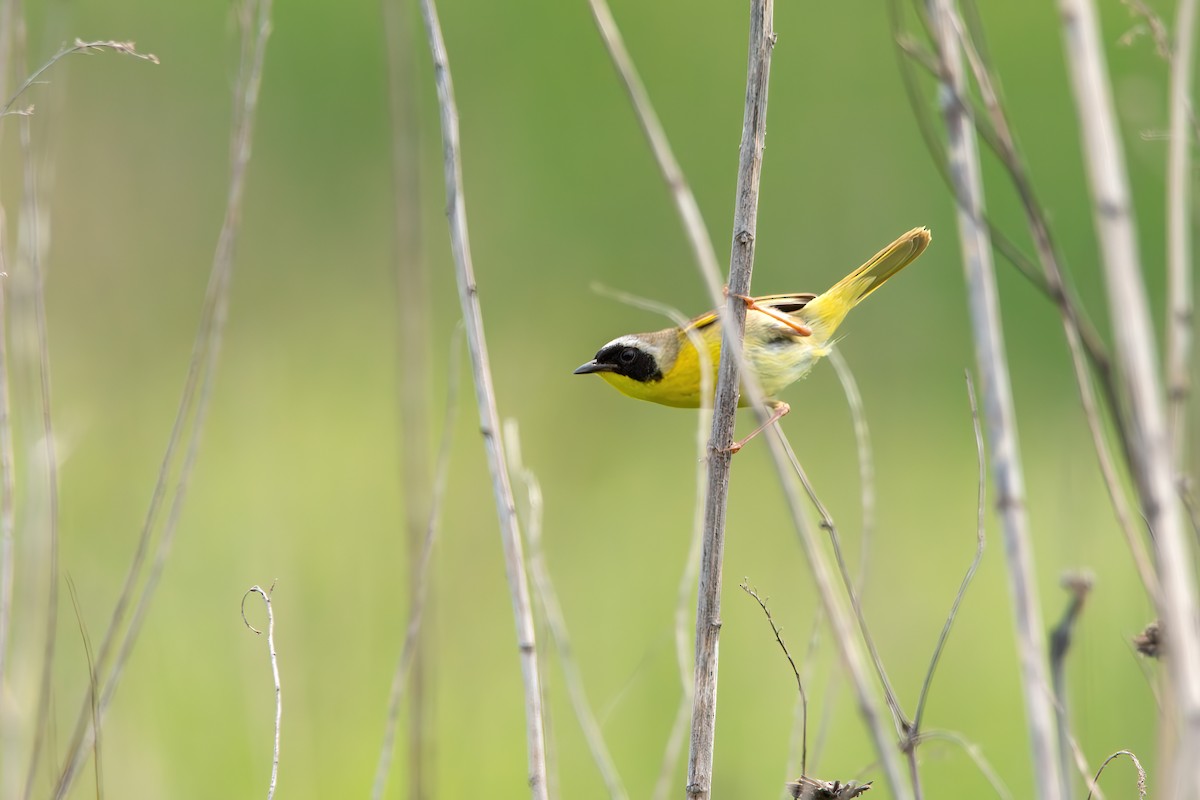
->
<box><xmin>1</xmin><ymin>0</ymin><xmax>1192</xmax><ymax>797</ymax></box>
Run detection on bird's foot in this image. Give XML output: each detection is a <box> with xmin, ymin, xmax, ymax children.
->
<box><xmin>728</xmin><ymin>401</ymin><xmax>791</xmax><ymax>453</ymax></box>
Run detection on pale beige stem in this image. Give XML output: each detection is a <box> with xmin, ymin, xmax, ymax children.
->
<box><xmin>931</xmin><ymin>2</ymin><xmax>1063</xmax><ymax>798</ymax></box>
<box><xmin>418</xmin><ymin>0</ymin><xmax>548</xmax><ymax>794</ymax></box>
<box><xmin>1059</xmin><ymin>1</ymin><xmax>1200</xmax><ymax>794</ymax></box>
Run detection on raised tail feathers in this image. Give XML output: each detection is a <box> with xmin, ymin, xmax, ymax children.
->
<box><xmin>803</xmin><ymin>226</ymin><xmax>931</xmax><ymax>336</ymax></box>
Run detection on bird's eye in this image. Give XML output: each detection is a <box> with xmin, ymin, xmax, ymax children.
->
<box><xmin>619</xmin><ymin>348</ymin><xmax>639</xmax><ymax>365</ymax></box>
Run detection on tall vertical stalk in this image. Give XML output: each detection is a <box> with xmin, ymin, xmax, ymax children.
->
<box><xmin>418</xmin><ymin>0</ymin><xmax>548</xmax><ymax>794</ymax></box>
<box><xmin>686</xmin><ymin>3</ymin><xmax>774</xmax><ymax>798</ymax></box>
<box><xmin>1058</xmin><ymin>1</ymin><xmax>1200</xmax><ymax>794</ymax></box>
<box><xmin>929</xmin><ymin>2</ymin><xmax>1063</xmax><ymax>798</ymax></box>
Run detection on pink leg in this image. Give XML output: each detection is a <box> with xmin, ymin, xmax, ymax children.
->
<box><xmin>730</xmin><ymin>400</ymin><xmax>790</xmax><ymax>453</ymax></box>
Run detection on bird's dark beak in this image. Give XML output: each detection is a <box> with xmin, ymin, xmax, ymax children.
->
<box><xmin>574</xmin><ymin>360</ymin><xmax>613</xmax><ymax>375</ymax></box>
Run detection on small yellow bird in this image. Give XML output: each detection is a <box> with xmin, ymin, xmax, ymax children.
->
<box><xmin>574</xmin><ymin>227</ymin><xmax>931</xmax><ymax>448</ymax></box>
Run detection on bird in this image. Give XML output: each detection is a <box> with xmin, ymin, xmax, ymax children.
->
<box><xmin>573</xmin><ymin>227</ymin><xmax>931</xmax><ymax>450</ymax></box>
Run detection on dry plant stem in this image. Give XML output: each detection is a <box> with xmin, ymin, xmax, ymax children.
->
<box><xmin>823</xmin><ymin>353</ymin><xmax>882</xmax><ymax>788</ymax></box>
<box><xmin>1067</xmin><ymin>332</ymin><xmax>1158</xmax><ymax>603</ymax></box>
<box><xmin>897</xmin><ymin>0</ymin><xmax>1160</xmax><ymax>567</ymax></box>
<box><xmin>242</xmin><ymin>585</ymin><xmax>281</xmax><ymax>800</ymax></box>
<box><xmin>766</xmin><ymin>426</ymin><xmax>910</xmax><ymax>800</ymax></box>
<box><xmin>418</xmin><ymin>0</ymin><xmax>548</xmax><ymax>794</ymax></box>
<box><xmin>739</xmin><ymin>583</ymin><xmax>807</xmax><ymax>776</ymax></box>
<box><xmin>916</xmin><ymin>731</ymin><xmax>1012</xmax><ymax>800</ymax></box>
<box><xmin>371</xmin><ymin>329</ymin><xmax>462</xmax><ymax>800</ymax></box>
<box><xmin>586</xmin><ymin>0</ymin><xmax>785</xmax><ymax>436</ymax></box>
<box><xmin>1184</xmin><ymin>486</ymin><xmax>1200</xmax><ymax>540</ymax></box>
<box><xmin>600</xmin><ymin>299</ymin><xmax>710</xmax><ymax>800</ymax></box>
<box><xmin>1166</xmin><ymin>0</ymin><xmax>1196</xmax><ymax>473</ymax></box>
<box><xmin>930</xmin><ymin>3</ymin><xmax>1063</xmax><ymax>799</ymax></box>
<box><xmin>827</xmin><ymin>350</ymin><xmax>874</xmax><ymax>587</ymax></box>
<box><xmin>585</xmin><ymin>0</ymin><xmax>794</xmax><ymax>397</ymax></box>
<box><xmin>4</xmin><ymin>37</ymin><xmax>157</xmax><ymax>786</ymax></box>
<box><xmin>507</xmin><ymin>421</ymin><xmax>629</xmax><ymax>800</ymax></box>
<box><xmin>900</xmin><ymin>2</ymin><xmax>1128</xmax><ymax>413</ymax></box>
<box><xmin>584</xmin><ymin>0</ymin><xmax>725</xmax><ymax>305</ymax></box>
<box><xmin>1059</xmin><ymin>2</ymin><xmax>1200</xmax><ymax>793</ymax></box>
<box><xmin>784</xmin><ymin>619</ymin><xmax>824</xmax><ymax>784</ymax></box>
<box><xmin>1127</xmin><ymin>632</ymin><xmax>1165</xmax><ymax>711</ymax></box>
<box><xmin>104</xmin><ymin>0</ymin><xmax>270</xmax><ymax>738</ymax></box>
<box><xmin>777</xmin><ymin>435</ymin><xmax>904</xmax><ymax>733</ymax></box>
<box><xmin>687</xmin><ymin>4</ymin><xmax>773</xmax><ymax>797</ymax></box>
<box><xmin>0</xmin><ymin>0</ymin><xmax>12</xmax><ymax>102</ymax></box>
<box><xmin>0</xmin><ymin>0</ymin><xmax>15</xmax><ymax>732</ymax></box>
<box><xmin>897</xmin><ymin>27</ymin><xmax>1074</xmax><ymax>334</ymax></box>
<box><xmin>944</xmin><ymin>12</ymin><xmax>1160</xmax><ymax>604</ymax></box>
<box><xmin>581</xmin><ymin>4</ymin><xmax>767</xmax><ymax>380</ymax></box>
<box><xmin>588</xmin><ymin>288</ymin><xmax>712</xmax><ymax>700</ymax></box>
<box><xmin>772</xmin><ymin>434</ymin><xmax>912</xmax><ymax>796</ymax></box>
<box><xmin>906</xmin><ymin>755</ymin><xmax>922</xmax><ymax>800</ymax></box>
<box><xmin>1</xmin><ymin>39</ymin><xmax>158</xmax><ymax>116</ymax></box>
<box><xmin>1124</xmin><ymin>0</ymin><xmax>1173</xmax><ymax>59</ymax></box>
<box><xmin>0</xmin><ymin>218</ymin><xmax>14</xmax><ymax>732</ymax></box>
<box><xmin>908</xmin><ymin>0</ymin><xmax>1159</xmax><ymax>609</ymax></box>
<box><xmin>648</xmin><ymin>310</ymin><xmax>714</xmax><ymax>799</ymax></box>
<box><xmin>19</xmin><ymin>107</ymin><xmax>61</xmax><ymax>800</ymax></box>
<box><xmin>538</xmin><ymin>638</ymin><xmax>559</xmax><ymax>800</ymax></box>
<box><xmin>1086</xmin><ymin>750</ymin><xmax>1147</xmax><ymax>800</ymax></box>
<box><xmin>913</xmin><ymin>374</ymin><xmax>986</xmax><ymax>733</ymax></box>
<box><xmin>1123</xmin><ymin>0</ymin><xmax>1200</xmax><ymax>139</ymax></box>
<box><xmin>380</xmin><ymin>0</ymin><xmax>433</xmax><ymax>793</ymax></box>
<box><xmin>1124</xmin><ymin>0</ymin><xmax>1200</xmax><ymax>144</ymax></box>
<box><xmin>1049</xmin><ymin>577</ymin><xmax>1092</xmax><ymax>800</ymax></box>
<box><xmin>586</xmin><ymin>3</ymin><xmax>906</xmax><ymax>794</ymax></box>
<box><xmin>952</xmin><ymin>23</ymin><xmax>1115</xmax><ymax>391</ymax></box>
<box><xmin>518</xmin><ymin>467</ymin><xmax>559</xmax><ymax>799</ymax></box>
<box><xmin>590</xmin><ymin>284</ymin><xmax>711</xmax><ymax>800</ymax></box>
<box><xmin>892</xmin><ymin>25</ymin><xmax>1057</xmax><ymax>299</ymax></box>
<box><xmin>1062</xmin><ymin>727</ymin><xmax>1105</xmax><ymax>800</ymax></box>
<box><xmin>53</xmin><ymin>5</ymin><xmax>270</xmax><ymax>794</ymax></box>
<box><xmin>66</xmin><ymin>578</ymin><xmax>103</xmax><ymax>799</ymax></box>
<box><xmin>664</xmin><ymin>317</ymin><xmax>714</xmax><ymax>797</ymax></box>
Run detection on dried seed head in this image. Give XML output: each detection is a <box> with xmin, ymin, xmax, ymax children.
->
<box><xmin>1133</xmin><ymin>620</ymin><xmax>1161</xmax><ymax>659</ymax></box>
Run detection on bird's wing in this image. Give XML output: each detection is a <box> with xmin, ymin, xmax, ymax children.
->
<box><xmin>685</xmin><ymin>293</ymin><xmax>818</xmax><ymax>333</ymax></box>
<box><xmin>686</xmin><ymin>307</ymin><xmax>721</xmax><ymax>331</ymax></box>
<box><xmin>750</xmin><ymin>293</ymin><xmax>818</xmax><ymax>313</ymax></box>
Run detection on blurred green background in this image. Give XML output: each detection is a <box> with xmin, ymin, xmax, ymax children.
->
<box><xmin>0</xmin><ymin>0</ymin><xmax>1192</xmax><ymax>797</ymax></box>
